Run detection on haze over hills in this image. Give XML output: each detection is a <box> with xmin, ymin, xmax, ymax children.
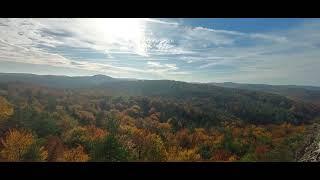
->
<box><xmin>0</xmin><ymin>73</ymin><xmax>118</xmax><ymax>88</ymax></box>
<box><xmin>2</xmin><ymin>72</ymin><xmax>320</xmax><ymax>89</ymax></box>
<box><xmin>1</xmin><ymin>72</ymin><xmax>320</xmax><ymax>104</ymax></box>
<box><xmin>0</xmin><ymin>72</ymin><xmax>319</xmax><ymax>125</ymax></box>
<box><xmin>212</xmin><ymin>82</ymin><xmax>320</xmax><ymax>105</ymax></box>
<box><xmin>212</xmin><ymin>82</ymin><xmax>320</xmax><ymax>91</ymax></box>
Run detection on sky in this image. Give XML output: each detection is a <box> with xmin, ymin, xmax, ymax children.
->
<box><xmin>0</xmin><ymin>18</ymin><xmax>320</xmax><ymax>86</ymax></box>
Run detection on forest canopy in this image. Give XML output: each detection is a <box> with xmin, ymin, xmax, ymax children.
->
<box><xmin>0</xmin><ymin>73</ymin><xmax>319</xmax><ymax>162</ymax></box>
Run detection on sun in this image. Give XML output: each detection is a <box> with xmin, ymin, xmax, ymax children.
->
<box><xmin>86</xmin><ymin>18</ymin><xmax>148</xmax><ymax>56</ymax></box>
<box><xmin>104</xmin><ymin>18</ymin><xmax>144</xmax><ymax>40</ymax></box>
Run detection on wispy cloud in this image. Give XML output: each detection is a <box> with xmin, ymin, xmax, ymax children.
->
<box><xmin>194</xmin><ymin>26</ymin><xmax>288</xmax><ymax>43</ymax></box>
<box><xmin>144</xmin><ymin>18</ymin><xmax>179</xmax><ymax>26</ymax></box>
<box><xmin>147</xmin><ymin>61</ymin><xmax>178</xmax><ymax>72</ymax></box>
<box><xmin>0</xmin><ymin>18</ymin><xmax>320</xmax><ymax>85</ymax></box>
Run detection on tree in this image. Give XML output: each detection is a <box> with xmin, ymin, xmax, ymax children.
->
<box><xmin>35</xmin><ymin>113</ymin><xmax>62</xmax><ymax>137</ymax></box>
<box><xmin>0</xmin><ymin>96</ymin><xmax>14</xmax><ymax>124</ymax></box>
<box><xmin>90</xmin><ymin>135</ymin><xmax>129</xmax><ymax>162</ymax></box>
<box><xmin>96</xmin><ymin>111</ymin><xmax>108</xmax><ymax>128</ymax></box>
<box><xmin>191</xmin><ymin>128</ymin><xmax>209</xmax><ymax>147</ymax></box>
<box><xmin>0</xmin><ymin>129</ymin><xmax>47</xmax><ymax>161</ymax></box>
<box><xmin>239</xmin><ymin>153</ymin><xmax>256</xmax><ymax>162</ymax></box>
<box><xmin>167</xmin><ymin>147</ymin><xmax>201</xmax><ymax>161</ymax></box>
<box><xmin>155</xmin><ymin>122</ymin><xmax>172</xmax><ymax>142</ymax></box>
<box><xmin>168</xmin><ymin>117</ymin><xmax>183</xmax><ymax>132</ymax></box>
<box><xmin>129</xmin><ymin>127</ymin><xmax>147</xmax><ymax>160</ymax></box>
<box><xmin>198</xmin><ymin>143</ymin><xmax>213</xmax><ymax>160</ymax></box>
<box><xmin>74</xmin><ymin>110</ymin><xmax>96</xmax><ymax>125</ymax></box>
<box><xmin>117</xmin><ymin>126</ymin><xmax>167</xmax><ymax>161</ymax></box>
<box><xmin>141</xmin><ymin>116</ymin><xmax>159</xmax><ymax>133</ymax></box>
<box><xmin>141</xmin><ymin>133</ymin><xmax>167</xmax><ymax>161</ymax></box>
<box><xmin>45</xmin><ymin>136</ymin><xmax>64</xmax><ymax>162</ymax></box>
<box><xmin>126</xmin><ymin>105</ymin><xmax>141</xmax><ymax>118</ymax></box>
<box><xmin>46</xmin><ymin>96</ymin><xmax>57</xmax><ymax>112</ymax></box>
<box><xmin>63</xmin><ymin>126</ymin><xmax>106</xmax><ymax>150</ymax></box>
<box><xmin>11</xmin><ymin>107</ymin><xmax>62</xmax><ymax>137</ymax></box>
<box><xmin>211</xmin><ymin>149</ymin><xmax>235</xmax><ymax>161</ymax></box>
<box><xmin>63</xmin><ymin>126</ymin><xmax>89</xmax><ymax>149</ymax></box>
<box><xmin>254</xmin><ymin>145</ymin><xmax>270</xmax><ymax>161</ymax></box>
<box><xmin>53</xmin><ymin>111</ymin><xmax>78</xmax><ymax>131</ymax></box>
<box><xmin>105</xmin><ymin>112</ymin><xmax>120</xmax><ymax>134</ymax></box>
<box><xmin>64</xmin><ymin>145</ymin><xmax>89</xmax><ymax>162</ymax></box>
<box><xmin>86</xmin><ymin>125</ymin><xmax>107</xmax><ymax>141</ymax></box>
<box><xmin>22</xmin><ymin>141</ymin><xmax>48</xmax><ymax>162</ymax></box>
<box><xmin>265</xmin><ymin>143</ymin><xmax>294</xmax><ymax>162</ymax></box>
<box><xmin>266</xmin><ymin>133</ymin><xmax>304</xmax><ymax>162</ymax></box>
<box><xmin>175</xmin><ymin>128</ymin><xmax>192</xmax><ymax>149</ymax></box>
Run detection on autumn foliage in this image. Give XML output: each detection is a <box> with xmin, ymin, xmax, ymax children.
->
<box><xmin>0</xmin><ymin>96</ymin><xmax>13</xmax><ymax>122</ymax></box>
<box><xmin>0</xmin><ymin>129</ymin><xmax>47</xmax><ymax>161</ymax></box>
<box><xmin>64</xmin><ymin>145</ymin><xmax>89</xmax><ymax>162</ymax></box>
<box><xmin>0</xmin><ymin>86</ymin><xmax>310</xmax><ymax>162</ymax></box>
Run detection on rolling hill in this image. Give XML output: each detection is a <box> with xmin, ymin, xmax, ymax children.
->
<box><xmin>212</xmin><ymin>82</ymin><xmax>320</xmax><ymax>105</ymax></box>
<box><xmin>0</xmin><ymin>73</ymin><xmax>319</xmax><ymax>126</ymax></box>
<box><xmin>1</xmin><ymin>73</ymin><xmax>320</xmax><ymax>162</ymax></box>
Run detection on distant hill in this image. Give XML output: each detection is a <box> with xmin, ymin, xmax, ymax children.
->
<box><xmin>1</xmin><ymin>73</ymin><xmax>320</xmax><ymax>126</ymax></box>
<box><xmin>212</xmin><ymin>82</ymin><xmax>320</xmax><ymax>105</ymax></box>
<box><xmin>0</xmin><ymin>73</ymin><xmax>117</xmax><ymax>88</ymax></box>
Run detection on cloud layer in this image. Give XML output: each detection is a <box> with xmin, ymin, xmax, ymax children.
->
<box><xmin>0</xmin><ymin>18</ymin><xmax>320</xmax><ymax>85</ymax></box>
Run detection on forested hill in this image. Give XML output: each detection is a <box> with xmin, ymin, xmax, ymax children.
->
<box><xmin>0</xmin><ymin>73</ymin><xmax>319</xmax><ymax>126</ymax></box>
<box><xmin>1</xmin><ymin>73</ymin><xmax>320</xmax><ymax>162</ymax></box>
<box><xmin>0</xmin><ymin>73</ymin><xmax>117</xmax><ymax>88</ymax></box>
<box><xmin>212</xmin><ymin>82</ymin><xmax>320</xmax><ymax>105</ymax></box>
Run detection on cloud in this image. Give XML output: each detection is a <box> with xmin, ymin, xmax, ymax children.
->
<box><xmin>0</xmin><ymin>18</ymin><xmax>320</xmax><ymax>85</ymax></box>
<box><xmin>147</xmin><ymin>61</ymin><xmax>162</xmax><ymax>68</ymax></box>
<box><xmin>147</xmin><ymin>61</ymin><xmax>178</xmax><ymax>71</ymax></box>
<box><xmin>194</xmin><ymin>26</ymin><xmax>288</xmax><ymax>43</ymax></box>
<box><xmin>144</xmin><ymin>18</ymin><xmax>179</xmax><ymax>26</ymax></box>
<box><xmin>145</xmin><ymin>61</ymin><xmax>190</xmax><ymax>78</ymax></box>
<box><xmin>0</xmin><ymin>18</ymin><xmax>188</xmax><ymax>78</ymax></box>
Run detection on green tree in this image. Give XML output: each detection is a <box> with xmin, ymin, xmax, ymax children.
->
<box><xmin>198</xmin><ymin>144</ymin><xmax>212</xmax><ymax>160</ymax></box>
<box><xmin>90</xmin><ymin>135</ymin><xmax>129</xmax><ymax>162</ymax></box>
<box><xmin>105</xmin><ymin>112</ymin><xmax>120</xmax><ymax>134</ymax></box>
<box><xmin>21</xmin><ymin>139</ymin><xmax>48</xmax><ymax>162</ymax></box>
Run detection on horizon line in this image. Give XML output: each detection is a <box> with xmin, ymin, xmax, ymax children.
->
<box><xmin>0</xmin><ymin>71</ymin><xmax>320</xmax><ymax>88</ymax></box>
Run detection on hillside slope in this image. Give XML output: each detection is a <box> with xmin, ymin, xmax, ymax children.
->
<box><xmin>0</xmin><ymin>73</ymin><xmax>319</xmax><ymax>126</ymax></box>
<box><xmin>212</xmin><ymin>82</ymin><xmax>320</xmax><ymax>105</ymax></box>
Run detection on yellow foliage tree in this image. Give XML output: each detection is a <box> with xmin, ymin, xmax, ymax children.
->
<box><xmin>63</xmin><ymin>125</ymin><xmax>107</xmax><ymax>147</ymax></box>
<box><xmin>63</xmin><ymin>145</ymin><xmax>89</xmax><ymax>162</ymax></box>
<box><xmin>167</xmin><ymin>147</ymin><xmax>201</xmax><ymax>161</ymax></box>
<box><xmin>0</xmin><ymin>129</ymin><xmax>34</xmax><ymax>161</ymax></box>
<box><xmin>191</xmin><ymin>128</ymin><xmax>209</xmax><ymax>147</ymax></box>
<box><xmin>228</xmin><ymin>154</ymin><xmax>239</xmax><ymax>162</ymax></box>
<box><xmin>0</xmin><ymin>96</ymin><xmax>14</xmax><ymax>123</ymax></box>
<box><xmin>142</xmin><ymin>133</ymin><xmax>167</xmax><ymax>161</ymax></box>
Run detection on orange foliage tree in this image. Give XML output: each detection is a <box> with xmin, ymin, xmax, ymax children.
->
<box><xmin>64</xmin><ymin>145</ymin><xmax>89</xmax><ymax>162</ymax></box>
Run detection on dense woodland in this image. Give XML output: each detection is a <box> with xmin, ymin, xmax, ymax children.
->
<box><xmin>213</xmin><ymin>82</ymin><xmax>320</xmax><ymax>105</ymax></box>
<box><xmin>0</xmin><ymin>73</ymin><xmax>319</xmax><ymax>162</ymax></box>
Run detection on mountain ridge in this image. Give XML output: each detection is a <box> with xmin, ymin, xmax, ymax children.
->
<box><xmin>0</xmin><ymin>72</ymin><xmax>319</xmax><ymax>126</ymax></box>
<box><xmin>212</xmin><ymin>82</ymin><xmax>320</xmax><ymax>105</ymax></box>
